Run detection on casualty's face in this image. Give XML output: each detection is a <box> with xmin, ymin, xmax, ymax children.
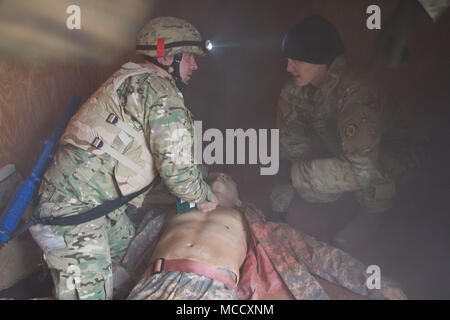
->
<box><xmin>179</xmin><ymin>52</ymin><xmax>198</xmax><ymax>85</ymax></box>
<box><xmin>208</xmin><ymin>172</ymin><xmax>242</xmax><ymax>208</ymax></box>
<box><xmin>286</xmin><ymin>58</ymin><xmax>327</xmax><ymax>87</ymax></box>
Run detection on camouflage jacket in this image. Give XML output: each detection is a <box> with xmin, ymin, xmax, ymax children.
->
<box><xmin>38</xmin><ymin>62</ymin><xmax>211</xmax><ymax>219</ymax></box>
<box><xmin>240</xmin><ymin>204</ymin><xmax>393</xmax><ymax>299</ymax></box>
<box><xmin>122</xmin><ymin>203</ymin><xmax>395</xmax><ymax>300</ymax></box>
<box><xmin>277</xmin><ymin>56</ymin><xmax>394</xmax><ymax>196</ymax></box>
<box><xmin>113</xmin><ymin>62</ymin><xmax>212</xmax><ymax>203</ymax></box>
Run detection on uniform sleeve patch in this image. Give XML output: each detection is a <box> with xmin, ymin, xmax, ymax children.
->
<box><xmin>278</xmin><ymin>98</ymin><xmax>290</xmax><ymax>117</ymax></box>
<box><xmin>344</xmin><ymin>123</ymin><xmax>358</xmax><ymax>137</ymax></box>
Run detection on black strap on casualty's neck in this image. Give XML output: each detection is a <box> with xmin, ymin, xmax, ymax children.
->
<box><xmin>10</xmin><ymin>175</ymin><xmax>160</xmax><ymax>240</ymax></box>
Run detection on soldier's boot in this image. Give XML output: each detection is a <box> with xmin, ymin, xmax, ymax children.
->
<box><xmin>332</xmin><ymin>210</ymin><xmax>383</xmax><ymax>252</ymax></box>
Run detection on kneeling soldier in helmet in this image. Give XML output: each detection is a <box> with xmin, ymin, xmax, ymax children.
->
<box><xmin>31</xmin><ymin>16</ymin><xmax>218</xmax><ymax>300</ymax></box>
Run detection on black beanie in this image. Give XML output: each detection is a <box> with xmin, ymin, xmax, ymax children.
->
<box><xmin>282</xmin><ymin>14</ymin><xmax>344</xmax><ymax>65</ymax></box>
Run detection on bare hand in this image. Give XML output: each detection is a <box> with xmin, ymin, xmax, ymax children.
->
<box><xmin>197</xmin><ymin>193</ymin><xmax>219</xmax><ymax>213</ymax></box>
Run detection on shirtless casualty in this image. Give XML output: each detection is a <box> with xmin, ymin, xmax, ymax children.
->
<box><xmin>119</xmin><ymin>173</ymin><xmax>406</xmax><ymax>300</ymax></box>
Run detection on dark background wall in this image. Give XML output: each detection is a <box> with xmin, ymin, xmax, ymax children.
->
<box><xmin>0</xmin><ymin>0</ymin><xmax>449</xmax><ymax>299</ymax></box>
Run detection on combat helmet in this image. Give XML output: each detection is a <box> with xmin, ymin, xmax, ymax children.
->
<box><xmin>136</xmin><ymin>16</ymin><xmax>211</xmax><ymax>58</ymax></box>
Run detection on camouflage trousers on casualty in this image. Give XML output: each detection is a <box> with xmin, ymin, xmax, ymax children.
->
<box><xmin>30</xmin><ymin>209</ymin><xmax>135</xmax><ymax>300</ymax></box>
<box><xmin>127</xmin><ymin>270</ymin><xmax>238</xmax><ymax>300</ymax></box>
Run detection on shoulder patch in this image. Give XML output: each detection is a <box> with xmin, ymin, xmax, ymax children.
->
<box><xmin>278</xmin><ymin>98</ymin><xmax>290</xmax><ymax>117</ymax></box>
<box><xmin>344</xmin><ymin>123</ymin><xmax>358</xmax><ymax>138</ymax></box>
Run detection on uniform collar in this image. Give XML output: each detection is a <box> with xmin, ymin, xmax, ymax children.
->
<box><xmin>309</xmin><ymin>55</ymin><xmax>346</xmax><ymax>94</ymax></box>
<box><xmin>122</xmin><ymin>61</ymin><xmax>176</xmax><ymax>86</ymax></box>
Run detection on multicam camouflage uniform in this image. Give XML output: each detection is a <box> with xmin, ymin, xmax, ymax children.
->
<box><xmin>271</xmin><ymin>56</ymin><xmax>420</xmax><ymax>214</ymax></box>
<box><xmin>31</xmin><ymin>53</ymin><xmax>211</xmax><ymax>300</ymax></box>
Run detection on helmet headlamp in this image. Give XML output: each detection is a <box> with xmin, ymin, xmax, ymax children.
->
<box><xmin>204</xmin><ymin>40</ymin><xmax>213</xmax><ymax>52</ymax></box>
<box><xmin>137</xmin><ymin>39</ymin><xmax>214</xmax><ymax>57</ymax></box>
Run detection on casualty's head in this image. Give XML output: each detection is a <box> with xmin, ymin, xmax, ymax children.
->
<box><xmin>136</xmin><ymin>17</ymin><xmax>211</xmax><ymax>89</ymax></box>
<box><xmin>282</xmin><ymin>14</ymin><xmax>344</xmax><ymax>87</ymax></box>
<box><xmin>207</xmin><ymin>172</ymin><xmax>242</xmax><ymax>209</ymax></box>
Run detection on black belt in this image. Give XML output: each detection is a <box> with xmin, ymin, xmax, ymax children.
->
<box><xmin>11</xmin><ymin>175</ymin><xmax>160</xmax><ymax>239</ymax></box>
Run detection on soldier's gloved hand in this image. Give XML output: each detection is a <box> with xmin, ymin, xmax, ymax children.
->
<box><xmin>197</xmin><ymin>193</ymin><xmax>219</xmax><ymax>213</ymax></box>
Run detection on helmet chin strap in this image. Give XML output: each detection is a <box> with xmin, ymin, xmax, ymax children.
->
<box><xmin>143</xmin><ymin>54</ymin><xmax>186</xmax><ymax>91</ymax></box>
<box><xmin>171</xmin><ymin>53</ymin><xmax>187</xmax><ymax>90</ymax></box>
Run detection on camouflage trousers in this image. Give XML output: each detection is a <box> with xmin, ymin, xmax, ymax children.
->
<box><xmin>127</xmin><ymin>270</ymin><xmax>238</xmax><ymax>300</ymax></box>
<box><xmin>30</xmin><ymin>211</ymin><xmax>135</xmax><ymax>300</ymax></box>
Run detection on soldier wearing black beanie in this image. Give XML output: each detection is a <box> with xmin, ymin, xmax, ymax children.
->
<box><xmin>282</xmin><ymin>14</ymin><xmax>344</xmax><ymax>65</ymax></box>
<box><xmin>270</xmin><ymin>14</ymin><xmax>419</xmax><ymax>253</ymax></box>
